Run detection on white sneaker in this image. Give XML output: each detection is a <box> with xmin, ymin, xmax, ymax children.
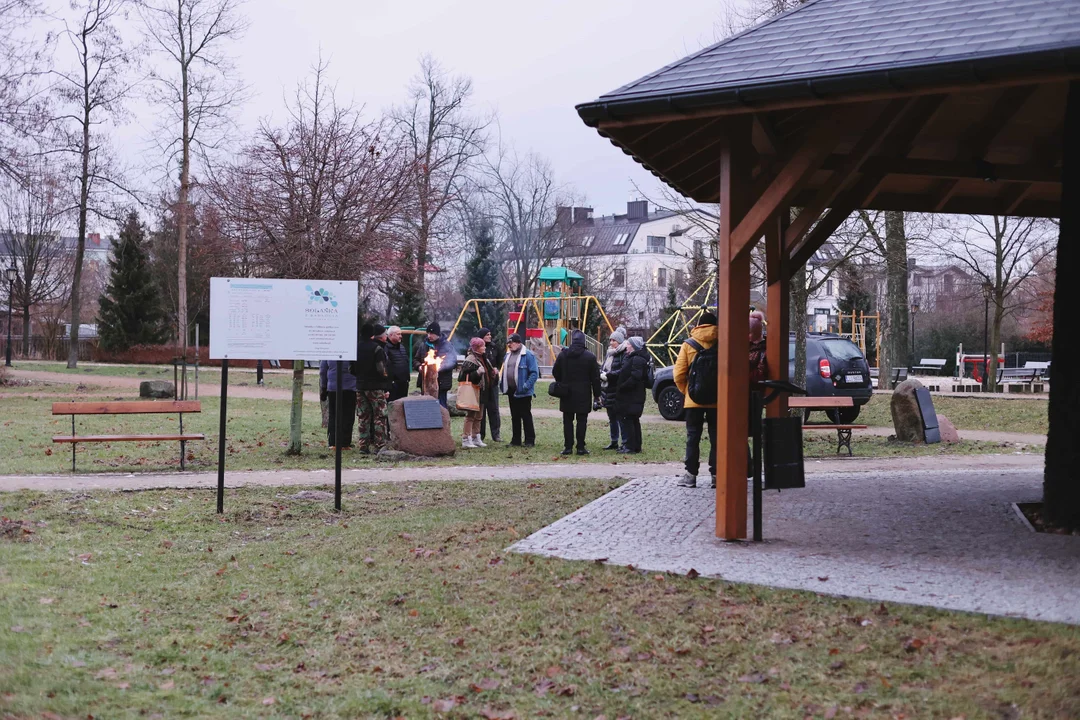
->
<box><xmin>677</xmin><ymin>472</ymin><xmax>697</xmax><ymax>488</ymax></box>
<box><xmin>473</xmin><ymin>435</ymin><xmax>487</xmax><ymax>447</ymax></box>
<box><xmin>461</xmin><ymin>436</ymin><xmax>476</xmax><ymax>448</ymax></box>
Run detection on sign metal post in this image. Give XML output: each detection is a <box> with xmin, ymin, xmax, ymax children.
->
<box><xmin>217</xmin><ymin>359</ymin><xmax>228</xmax><ymax>514</ymax></box>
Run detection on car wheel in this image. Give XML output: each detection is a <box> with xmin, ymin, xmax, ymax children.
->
<box><xmin>657</xmin><ymin>384</ymin><xmax>685</xmax><ymax>421</ymax></box>
<box><xmin>826</xmin><ymin>406</ymin><xmax>861</xmax><ymax>424</ymax></box>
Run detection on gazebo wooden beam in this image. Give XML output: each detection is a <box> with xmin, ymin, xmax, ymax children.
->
<box><xmin>715</xmin><ymin>116</ymin><xmax>753</xmax><ymax>541</ymax></box>
<box><xmin>729</xmin><ymin>115</ymin><xmax>845</xmax><ymax>260</ymax></box>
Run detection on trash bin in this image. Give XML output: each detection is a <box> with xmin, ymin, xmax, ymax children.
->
<box><xmin>763</xmin><ymin>416</ymin><xmax>805</xmax><ymax>490</ymax></box>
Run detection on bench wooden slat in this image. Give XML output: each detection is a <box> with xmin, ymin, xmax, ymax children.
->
<box><xmin>802</xmin><ymin>424</ymin><xmax>869</xmax><ymax>430</ymax></box>
<box><xmin>52</xmin><ymin>434</ymin><xmax>206</xmax><ymax>443</ymax></box>
<box><xmin>52</xmin><ymin>401</ymin><xmax>202</xmax><ymax>415</ymax></box>
<box><xmin>787</xmin><ymin>397</ymin><xmax>854</xmax><ymax>408</ymax></box>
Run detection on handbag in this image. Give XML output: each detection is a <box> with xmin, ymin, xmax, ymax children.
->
<box><xmin>456</xmin><ymin>381</ymin><xmax>482</xmax><ymax>411</ymax></box>
<box><xmin>548</xmin><ymin>380</ymin><xmax>570</xmax><ymax>399</ymax></box>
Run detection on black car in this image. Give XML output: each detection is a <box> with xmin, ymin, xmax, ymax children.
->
<box><xmin>650</xmin><ymin>332</ymin><xmax>872</xmax><ymax>423</ymax></box>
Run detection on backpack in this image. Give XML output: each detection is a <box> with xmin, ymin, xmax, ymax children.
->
<box><xmin>685</xmin><ymin>338</ymin><xmax>718</xmax><ymax>405</ymax></box>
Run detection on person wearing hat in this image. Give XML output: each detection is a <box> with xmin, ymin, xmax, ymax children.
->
<box><xmin>615</xmin><ymin>336</ymin><xmax>650</xmax><ymax>454</ymax></box>
<box><xmin>599</xmin><ymin>326</ymin><xmax>628</xmax><ymax>450</ymax></box>
<box><xmin>319</xmin><ymin>355</ymin><xmax>357</xmax><ymax>450</ymax></box>
<box><xmin>352</xmin><ymin>322</ymin><xmax>392</xmax><ymax>454</ymax></box>
<box><xmin>458</xmin><ymin>336</ymin><xmax>492</xmax><ymax>448</ymax></box>
<box><xmin>412</xmin><ymin>321</ymin><xmax>457</xmax><ymax>408</ymax></box>
<box><xmin>500</xmin><ymin>333</ymin><xmax>539</xmax><ymax>447</ymax></box>
<box><xmin>552</xmin><ymin>330</ymin><xmax>602</xmax><ymax>455</ymax></box>
<box><xmin>475</xmin><ymin>328</ymin><xmax>502</xmax><ymax>443</ymax></box>
<box><xmin>673</xmin><ymin>311</ymin><xmax>719</xmax><ymax>488</ymax></box>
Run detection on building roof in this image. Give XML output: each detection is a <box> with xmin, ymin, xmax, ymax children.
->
<box><xmin>578</xmin><ymin>0</ymin><xmax>1080</xmax><ymax>124</ymax></box>
<box><xmin>559</xmin><ymin>208</ymin><xmax>714</xmax><ymax>258</ymax></box>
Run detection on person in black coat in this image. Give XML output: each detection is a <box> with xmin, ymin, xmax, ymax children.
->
<box><xmin>552</xmin><ymin>330</ymin><xmax>602</xmax><ymax>455</ymax></box>
<box><xmin>412</xmin><ymin>322</ymin><xmax>457</xmax><ymax>408</ymax></box>
<box><xmin>615</xmin><ymin>336</ymin><xmax>650</xmax><ymax>454</ymax></box>
<box><xmin>384</xmin><ymin>326</ymin><xmax>411</xmax><ymax>401</ymax></box>
<box><xmin>476</xmin><ymin>328</ymin><xmax>503</xmax><ymax>442</ymax></box>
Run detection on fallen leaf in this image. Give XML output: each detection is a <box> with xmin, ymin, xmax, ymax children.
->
<box><xmin>825</xmin><ymin>706</ymin><xmax>839</xmax><ymax>719</ymax></box>
<box><xmin>874</xmin><ymin>602</ymin><xmax>889</xmax><ymax>616</ymax></box>
<box><xmin>686</xmin><ymin>568</ymin><xmax>700</xmax><ymax>579</ymax></box>
<box><xmin>77</xmin><ymin>553</ymin><xmax>92</xmax><ymax>563</ymax></box>
<box><xmin>364</xmin><ymin>557</ymin><xmax>375</xmax><ymax>565</ymax></box>
<box><xmin>161</xmin><ymin>540</ymin><xmax>173</xmax><ymax>549</ymax></box>
<box><xmin>432</xmin><ymin>696</ymin><xmax>459</xmax><ymax>712</ymax></box>
<box><xmin>479</xmin><ymin>709</ymin><xmax>516</xmax><ymax>720</ymax></box>
<box><xmin>470</xmin><ymin>677</ymin><xmax>500</xmax><ymax>692</ymax></box>
<box><xmin>828</xmin><ymin>648</ymin><xmax>840</xmax><ymax>655</ymax></box>
<box><xmin>817</xmin><ymin>576</ymin><xmax>829</xmax><ymax>581</ymax></box>
<box><xmin>738</xmin><ymin>673</ymin><xmax>769</xmax><ymax>684</ymax></box>
<box><xmin>262</xmin><ymin>697</ymin><xmax>276</xmax><ymax>706</ymax></box>
<box><xmin>702</xmin><ymin>625</ymin><xmax>715</xmax><ymax>634</ymax></box>
<box><xmin>450</xmin><ymin>637</ymin><xmax>466</xmax><ymax>648</ymax></box>
<box><xmin>556</xmin><ymin>685</ymin><xmax>576</xmax><ymax>696</ymax></box>
<box><xmin>94</xmin><ymin>667</ymin><xmax>118</xmax><ymax>680</ymax></box>
<box><xmin>544</xmin><ymin>665</ymin><xmax>563</xmax><ymax>678</ymax></box>
<box><xmin>114</xmin><ymin>682</ymin><xmax>129</xmax><ymax>690</ymax></box>
<box><xmin>39</xmin><ymin>597</ymin><xmax>54</xmax><ymax>605</ymax></box>
<box><xmin>408</xmin><ymin>609</ymin><xmax>419</xmax><ymax>617</ymax></box>
<box><xmin>829</xmin><ymin>661</ymin><xmax>846</xmax><ymax>670</ymax></box>
<box><xmin>159</xmin><ymin>680</ymin><xmax>175</xmax><ymax>690</ymax></box>
<box><xmin>903</xmin><ymin>638</ymin><xmax>925</xmax><ymax>653</ymax></box>
<box><xmin>254</xmin><ymin>663</ymin><xmax>275</xmax><ymax>672</ymax></box>
<box><xmin>215</xmin><ymin>566</ymin><xmax>227</xmax><ymax>576</ymax></box>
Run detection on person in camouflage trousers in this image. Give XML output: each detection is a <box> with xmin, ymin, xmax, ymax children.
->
<box><xmin>352</xmin><ymin>324</ymin><xmax>392</xmax><ymax>454</ymax></box>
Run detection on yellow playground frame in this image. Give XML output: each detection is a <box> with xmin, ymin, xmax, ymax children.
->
<box><xmin>645</xmin><ymin>276</ymin><xmax>717</xmax><ymax>367</ymax></box>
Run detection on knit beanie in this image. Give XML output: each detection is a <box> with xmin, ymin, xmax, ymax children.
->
<box><xmin>609</xmin><ymin>328</ymin><xmax>626</xmax><ymax>344</ymax></box>
<box><xmin>628</xmin><ymin>336</ymin><xmax>645</xmax><ymax>352</ymax></box>
<box><xmin>469</xmin><ymin>337</ymin><xmax>486</xmax><ymax>352</ymax></box>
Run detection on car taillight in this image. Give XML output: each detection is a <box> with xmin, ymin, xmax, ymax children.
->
<box><xmin>818</xmin><ymin>357</ymin><xmax>832</xmax><ymax>379</ymax></box>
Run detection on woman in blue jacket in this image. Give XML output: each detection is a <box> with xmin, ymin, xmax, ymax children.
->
<box><xmin>500</xmin><ymin>333</ymin><xmax>539</xmax><ymax>447</ymax></box>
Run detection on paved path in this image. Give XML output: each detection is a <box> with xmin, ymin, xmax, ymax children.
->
<box><xmin>510</xmin><ymin>454</ymin><xmax>1078</xmax><ymax>624</ymax></box>
<box><xmin>0</xmin><ymin>454</ymin><xmax>1042</xmax><ymax>493</ymax></box>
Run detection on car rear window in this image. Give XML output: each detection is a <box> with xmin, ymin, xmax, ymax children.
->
<box><xmin>820</xmin><ymin>339</ymin><xmax>864</xmax><ymax>361</ymax></box>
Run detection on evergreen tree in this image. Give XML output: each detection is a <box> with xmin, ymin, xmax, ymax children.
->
<box><xmin>391</xmin><ymin>248</ymin><xmax>426</xmax><ymax>328</ymax></box>
<box><xmin>460</xmin><ymin>219</ymin><xmax>504</xmax><ymax>338</ymax></box>
<box><xmin>97</xmin><ymin>211</ymin><xmax>165</xmax><ymax>352</ymax></box>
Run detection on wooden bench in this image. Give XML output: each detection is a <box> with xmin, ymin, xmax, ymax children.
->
<box><xmin>788</xmin><ymin>396</ymin><xmax>867</xmax><ymax>456</ymax></box>
<box><xmin>869</xmin><ymin>367</ymin><xmax>908</xmax><ymax>389</ymax></box>
<box><xmin>52</xmin><ymin>401</ymin><xmax>204</xmax><ymax>472</ymax></box>
<box><xmin>996</xmin><ymin>366</ymin><xmax>1046</xmax><ymax>392</ymax></box>
<box><xmin>911</xmin><ymin>358</ymin><xmax>947</xmax><ymax>375</ymax></box>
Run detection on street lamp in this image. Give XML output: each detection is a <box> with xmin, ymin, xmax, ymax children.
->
<box><xmin>5</xmin><ymin>262</ymin><xmax>16</xmax><ymax>367</ymax></box>
<box><xmin>910</xmin><ymin>300</ymin><xmax>920</xmax><ymax>370</ymax></box>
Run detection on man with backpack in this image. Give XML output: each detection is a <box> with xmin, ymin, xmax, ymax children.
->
<box><xmin>673</xmin><ymin>312</ymin><xmax>718</xmax><ymax>488</ymax></box>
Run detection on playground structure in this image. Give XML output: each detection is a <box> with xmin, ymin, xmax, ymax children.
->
<box><xmin>837</xmin><ymin>311</ymin><xmax>880</xmax><ymax>365</ymax></box>
<box><xmin>447</xmin><ymin>267</ymin><xmax>614</xmax><ymax>368</ymax></box>
<box><xmin>646</xmin><ymin>276</ymin><xmax>717</xmax><ymax>367</ymax></box>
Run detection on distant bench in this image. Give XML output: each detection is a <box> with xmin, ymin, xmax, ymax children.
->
<box><xmin>789</xmin><ymin>396</ymin><xmax>868</xmax><ymax>457</ymax></box>
<box><xmin>869</xmin><ymin>367</ymin><xmax>908</xmax><ymax>389</ymax></box>
<box><xmin>997</xmin><ymin>364</ymin><xmax>1048</xmax><ymax>392</ymax></box>
<box><xmin>911</xmin><ymin>358</ymin><xmax>947</xmax><ymax>375</ymax></box>
<box><xmin>52</xmin><ymin>401</ymin><xmax>204</xmax><ymax>472</ymax></box>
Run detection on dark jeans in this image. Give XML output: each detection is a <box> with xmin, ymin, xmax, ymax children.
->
<box><xmin>389</xmin><ymin>380</ymin><xmax>409</xmax><ymax>402</ymax></box>
<box><xmin>438</xmin><ymin>389</ymin><xmax>448</xmax><ymax>409</ymax></box>
<box><xmin>606</xmin><ymin>407</ymin><xmax>624</xmax><ymax>446</ymax></box>
<box><xmin>480</xmin><ymin>389</ymin><xmax>502</xmax><ymax>440</ymax></box>
<box><xmin>562</xmin><ymin>411</ymin><xmax>589</xmax><ymax>451</ymax></box>
<box><xmin>508</xmin><ymin>395</ymin><xmax>535</xmax><ymax>445</ymax></box>
<box><xmin>327</xmin><ymin>390</ymin><xmax>357</xmax><ymax>447</ymax></box>
<box><xmin>621</xmin><ymin>413</ymin><xmax>643</xmax><ymax>452</ymax></box>
<box><xmin>684</xmin><ymin>407</ymin><xmax>717</xmax><ymax>477</ymax></box>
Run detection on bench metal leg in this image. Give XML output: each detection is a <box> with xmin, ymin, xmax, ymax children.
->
<box><xmin>836</xmin><ymin>428</ymin><xmax>853</xmax><ymax>457</ymax></box>
<box><xmin>179</xmin><ymin>413</ymin><xmax>185</xmax><ymax>471</ymax></box>
<box><xmin>71</xmin><ymin>415</ymin><xmax>76</xmax><ymax>472</ymax></box>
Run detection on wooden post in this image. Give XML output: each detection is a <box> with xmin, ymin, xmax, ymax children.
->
<box><xmin>715</xmin><ymin>117</ymin><xmax>753</xmax><ymax>540</ymax></box>
<box><xmin>766</xmin><ymin>211</ymin><xmax>791</xmax><ymax>419</ymax></box>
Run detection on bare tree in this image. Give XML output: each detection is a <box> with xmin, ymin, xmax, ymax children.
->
<box><xmin>140</xmin><ymin>0</ymin><xmax>247</xmax><ymax>364</ymax></box>
<box><xmin>937</xmin><ymin>215</ymin><xmax>1055</xmax><ymax>390</ymax></box>
<box><xmin>52</xmin><ymin>0</ymin><xmax>136</xmax><ymax>367</ymax></box>
<box><xmin>0</xmin><ymin>0</ymin><xmax>49</xmax><ymax>183</ymax></box>
<box><xmin>0</xmin><ymin>161</ymin><xmax>71</xmax><ymax>354</ymax></box>
<box><xmin>482</xmin><ymin>146</ymin><xmax>571</xmax><ymax>297</ymax></box>
<box><xmin>212</xmin><ymin>61</ymin><xmax>413</xmax><ymax>454</ymax></box>
<box><xmin>391</xmin><ymin>55</ymin><xmax>488</xmax><ymax>302</ymax></box>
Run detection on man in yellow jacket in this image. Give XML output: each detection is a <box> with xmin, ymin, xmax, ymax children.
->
<box><xmin>673</xmin><ymin>312</ymin><xmax>718</xmax><ymax>489</ymax></box>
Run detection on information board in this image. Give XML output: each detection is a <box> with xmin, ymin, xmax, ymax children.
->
<box><xmin>209</xmin><ymin>278</ymin><xmax>358</xmax><ymax>361</ymax></box>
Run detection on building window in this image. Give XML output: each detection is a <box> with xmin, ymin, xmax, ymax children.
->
<box><xmin>913</xmin><ymin>274</ymin><xmax>922</xmax><ymax>287</ymax></box>
<box><xmin>674</xmin><ymin>269</ymin><xmax>684</xmax><ymax>288</ymax></box>
<box><xmin>582</xmin><ymin>235</ymin><xmax>595</xmax><ymax>247</ymax></box>
<box><xmin>826</xmin><ymin>279</ymin><xmax>834</xmax><ymax>297</ymax></box>
<box><xmin>613</xmin><ymin>268</ymin><xmax>626</xmax><ymax>287</ymax></box>
<box><xmin>647</xmin><ymin>235</ymin><xmax>666</xmax><ymax>253</ymax></box>
<box><xmin>613</xmin><ymin>232</ymin><xmax>630</xmax><ymax>246</ymax></box>
<box><xmin>944</xmin><ymin>274</ymin><xmax>954</xmax><ymax>293</ymax></box>
<box><xmin>656</xmin><ymin>268</ymin><xmax>667</xmax><ymax>287</ymax></box>
<box><xmin>638</xmin><ymin>311</ymin><xmax>645</xmax><ymax>321</ymax></box>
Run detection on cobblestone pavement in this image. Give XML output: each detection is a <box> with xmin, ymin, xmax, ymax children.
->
<box><xmin>510</xmin><ymin>456</ymin><xmax>1079</xmax><ymax>624</ymax></box>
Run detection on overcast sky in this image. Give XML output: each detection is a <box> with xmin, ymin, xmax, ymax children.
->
<box><xmin>107</xmin><ymin>0</ymin><xmax>729</xmax><ymax>217</ymax></box>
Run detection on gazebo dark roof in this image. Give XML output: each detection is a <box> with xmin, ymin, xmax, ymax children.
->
<box><xmin>579</xmin><ymin>0</ymin><xmax>1080</xmax><ymax>124</ymax></box>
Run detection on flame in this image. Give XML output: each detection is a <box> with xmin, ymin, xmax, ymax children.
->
<box><xmin>423</xmin><ymin>349</ymin><xmax>443</xmax><ymax>372</ymax></box>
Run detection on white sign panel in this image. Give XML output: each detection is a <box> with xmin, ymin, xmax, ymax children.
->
<box><xmin>209</xmin><ymin>278</ymin><xmax>358</xmax><ymax>361</ymax></box>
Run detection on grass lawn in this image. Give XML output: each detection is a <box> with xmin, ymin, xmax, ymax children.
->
<box><xmin>853</xmin><ymin>395</ymin><xmax>1048</xmax><ymax>436</ymax></box>
<box><xmin>1</xmin><ymin>395</ymin><xmax>1018</xmax><ymax>476</ymax></box>
<box><xmin>1</xmin><ymin>481</ymin><xmax>1078</xmax><ymax>719</ymax></box>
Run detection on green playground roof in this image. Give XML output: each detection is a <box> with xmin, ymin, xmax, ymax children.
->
<box><xmin>538</xmin><ymin>267</ymin><xmax>584</xmax><ymax>283</ymax></box>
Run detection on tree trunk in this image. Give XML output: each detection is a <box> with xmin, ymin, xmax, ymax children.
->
<box><xmin>177</xmin><ymin>58</ymin><xmax>191</xmax><ymax>397</ymax></box>
<box><xmin>988</xmin><ymin>298</ymin><xmax>1004</xmax><ymax>393</ymax></box>
<box><xmin>21</xmin><ymin>308</ymin><xmax>30</xmax><ymax>358</ymax></box>
<box><xmin>1044</xmin><ymin>80</ymin><xmax>1080</xmax><ymax>530</ymax></box>
<box><xmin>790</xmin><ymin>263</ymin><xmax>808</xmax><ymax>392</ymax></box>
<box><xmin>286</xmin><ymin>361</ymin><xmax>305</xmax><ymax>455</ymax></box>
<box><xmin>68</xmin><ymin>96</ymin><xmax>91</xmax><ymax>369</ymax></box>
<box><xmin>880</xmin><ymin>211</ymin><xmax>909</xmax><ymax>386</ymax></box>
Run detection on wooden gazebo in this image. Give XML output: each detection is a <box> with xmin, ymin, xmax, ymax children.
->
<box><xmin>576</xmin><ymin>0</ymin><xmax>1080</xmax><ymax>538</ymax></box>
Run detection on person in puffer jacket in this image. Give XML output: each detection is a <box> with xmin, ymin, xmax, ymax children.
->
<box><xmin>600</xmin><ymin>326</ymin><xmax>627</xmax><ymax>450</ymax></box>
<box><xmin>615</xmin><ymin>336</ymin><xmax>650</xmax><ymax>454</ymax></box>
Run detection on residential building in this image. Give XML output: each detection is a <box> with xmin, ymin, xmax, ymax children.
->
<box><xmin>548</xmin><ymin>200</ymin><xmax>717</xmax><ymax>336</ymax></box>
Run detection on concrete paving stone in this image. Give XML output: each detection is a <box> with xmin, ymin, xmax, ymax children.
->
<box><xmin>510</xmin><ymin>458</ymin><xmax>1080</xmax><ymax>625</ymax></box>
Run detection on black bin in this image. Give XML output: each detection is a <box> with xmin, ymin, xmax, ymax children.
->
<box><xmin>763</xmin><ymin>417</ymin><xmax>805</xmax><ymax>490</ymax></box>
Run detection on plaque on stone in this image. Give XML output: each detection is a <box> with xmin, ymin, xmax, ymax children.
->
<box><xmin>915</xmin><ymin>387</ymin><xmax>940</xmax><ymax>444</ymax></box>
<box><xmin>403</xmin><ymin>397</ymin><xmax>445</xmax><ymax>430</ymax></box>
